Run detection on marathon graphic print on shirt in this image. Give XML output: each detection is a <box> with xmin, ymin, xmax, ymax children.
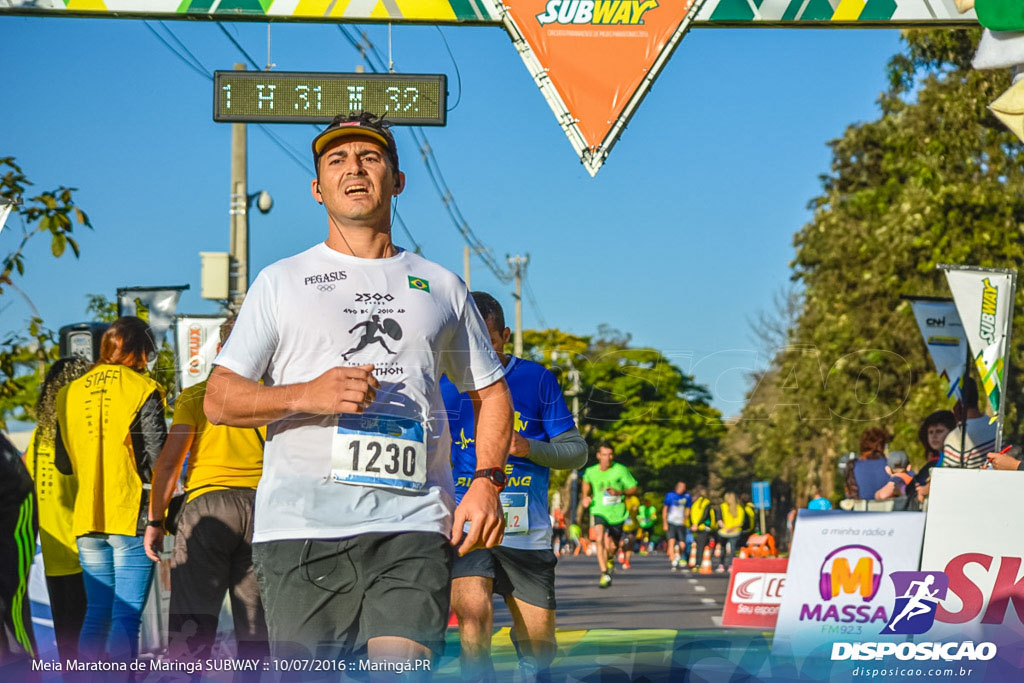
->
<box><xmin>342</xmin><ymin>314</ymin><xmax>403</xmax><ymax>360</ymax></box>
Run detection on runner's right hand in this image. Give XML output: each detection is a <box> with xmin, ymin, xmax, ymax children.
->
<box><xmin>143</xmin><ymin>525</ymin><xmax>163</xmax><ymax>563</ymax></box>
<box><xmin>297</xmin><ymin>365</ymin><xmax>379</xmax><ymax>414</ymax></box>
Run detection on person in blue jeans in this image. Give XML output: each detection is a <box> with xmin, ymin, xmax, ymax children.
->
<box><xmin>55</xmin><ymin>318</ymin><xmax>167</xmax><ymax>661</ymax></box>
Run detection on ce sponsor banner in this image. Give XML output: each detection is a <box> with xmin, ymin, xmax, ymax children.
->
<box><xmin>174</xmin><ymin>315</ymin><xmax>226</xmax><ymax>392</ymax></box>
<box><xmin>907</xmin><ymin>297</ymin><xmax>968</xmax><ymax>401</ymax></box>
<box><xmin>771</xmin><ymin>510</ymin><xmax>925</xmax><ymax>658</ymax></box>
<box><xmin>721</xmin><ymin>557</ymin><xmax>787</xmax><ymax>629</ymax></box>
<box><xmin>920</xmin><ymin>468</ymin><xmax>1024</xmax><ymax>664</ymax></box>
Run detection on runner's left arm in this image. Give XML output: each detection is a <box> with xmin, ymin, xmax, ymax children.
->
<box><xmin>516</xmin><ymin>428</ymin><xmax>588</xmax><ymax>469</ymax></box>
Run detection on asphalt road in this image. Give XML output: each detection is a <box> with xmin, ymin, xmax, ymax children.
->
<box><xmin>490</xmin><ymin>552</ymin><xmax>731</xmax><ymax>631</ymax></box>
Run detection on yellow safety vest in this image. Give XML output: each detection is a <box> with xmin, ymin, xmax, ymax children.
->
<box><xmin>689</xmin><ymin>496</ymin><xmax>715</xmax><ymax>529</ymax></box>
<box><xmin>57</xmin><ymin>364</ymin><xmax>163</xmax><ymax>537</ymax></box>
<box><xmin>24</xmin><ymin>428</ymin><xmax>80</xmax><ymax>576</ymax></box>
<box><xmin>719</xmin><ymin>503</ymin><xmax>745</xmax><ymax>535</ymax></box>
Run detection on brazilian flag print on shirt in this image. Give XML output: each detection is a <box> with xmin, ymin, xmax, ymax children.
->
<box><xmin>441</xmin><ymin>355</ymin><xmax>575</xmax><ymax>551</ymax></box>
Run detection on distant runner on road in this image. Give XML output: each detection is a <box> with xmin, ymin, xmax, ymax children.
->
<box><xmin>581</xmin><ymin>444</ymin><xmax>638</xmax><ymax>588</ymax></box>
<box><xmin>663</xmin><ymin>481</ymin><xmax>691</xmax><ymax>571</ymax></box>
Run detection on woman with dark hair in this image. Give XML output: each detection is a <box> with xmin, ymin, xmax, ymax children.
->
<box><xmin>24</xmin><ymin>356</ymin><xmax>91</xmax><ymax>661</ymax></box>
<box><xmin>913</xmin><ymin>409</ymin><xmax>957</xmax><ymax>505</ymax></box>
<box><xmin>54</xmin><ymin>317</ymin><xmax>167</xmax><ymax>662</ymax></box>
<box><xmin>845</xmin><ymin>426</ymin><xmax>891</xmax><ymax>500</ymax></box>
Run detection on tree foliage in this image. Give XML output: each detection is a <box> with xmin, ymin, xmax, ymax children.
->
<box><xmin>522</xmin><ymin>326</ymin><xmax>725</xmax><ymax>493</ymax></box>
<box><xmin>1</xmin><ymin>158</ymin><xmax>92</xmax><ymax>429</ymax></box>
<box><xmin>717</xmin><ymin>28</ymin><xmax>1024</xmax><ymax>505</ymax></box>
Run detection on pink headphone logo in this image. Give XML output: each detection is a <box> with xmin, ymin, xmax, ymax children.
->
<box><xmin>818</xmin><ymin>544</ymin><xmax>883</xmax><ymax>602</ymax></box>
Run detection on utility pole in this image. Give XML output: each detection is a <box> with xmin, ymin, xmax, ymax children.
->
<box><xmin>228</xmin><ymin>62</ymin><xmax>249</xmax><ymax>311</ymax></box>
<box><xmin>507</xmin><ymin>254</ymin><xmax>529</xmax><ymax>356</ymax></box>
<box><xmin>463</xmin><ymin>245</ymin><xmax>471</xmax><ymax>290</ymax></box>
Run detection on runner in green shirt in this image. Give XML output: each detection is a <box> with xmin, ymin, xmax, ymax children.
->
<box><xmin>581</xmin><ymin>443</ymin><xmax>638</xmax><ymax>588</ymax></box>
<box><xmin>636</xmin><ymin>499</ymin><xmax>658</xmax><ymax>553</ymax></box>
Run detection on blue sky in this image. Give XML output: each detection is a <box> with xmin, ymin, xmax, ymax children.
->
<box><xmin>0</xmin><ymin>16</ymin><xmax>903</xmax><ymax>417</ymax></box>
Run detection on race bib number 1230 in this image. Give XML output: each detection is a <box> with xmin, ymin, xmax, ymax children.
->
<box><xmin>331</xmin><ymin>414</ymin><xmax>427</xmax><ymax>491</ymax></box>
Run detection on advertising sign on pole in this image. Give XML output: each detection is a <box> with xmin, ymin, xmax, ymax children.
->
<box><xmin>906</xmin><ymin>296</ymin><xmax>969</xmax><ymax>401</ymax></box>
<box><xmin>920</xmin><ymin>468</ymin><xmax>1024</xmax><ymax>664</ymax></box>
<box><xmin>772</xmin><ymin>510</ymin><xmax>926</xmax><ymax>658</ymax></box>
<box><xmin>940</xmin><ymin>265</ymin><xmax>1017</xmax><ymax>449</ymax></box>
<box><xmin>721</xmin><ymin>557</ymin><xmax>788</xmax><ymax>629</ymax></box>
<box><xmin>174</xmin><ymin>315</ymin><xmax>227</xmax><ymax>393</ymax></box>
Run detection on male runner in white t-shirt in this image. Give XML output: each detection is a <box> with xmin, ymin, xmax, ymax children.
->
<box><xmin>204</xmin><ymin>112</ymin><xmax>513</xmax><ymax>669</ymax></box>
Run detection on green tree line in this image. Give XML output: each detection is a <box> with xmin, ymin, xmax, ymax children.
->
<box><xmin>715</xmin><ymin>28</ymin><xmax>1024</xmax><ymax>506</ymax></box>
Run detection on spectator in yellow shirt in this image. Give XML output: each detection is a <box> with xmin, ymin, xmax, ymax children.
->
<box><xmin>144</xmin><ymin>317</ymin><xmax>268</xmax><ymax>661</ymax></box>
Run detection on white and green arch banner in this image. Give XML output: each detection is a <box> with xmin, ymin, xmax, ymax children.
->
<box><xmin>0</xmin><ymin>0</ymin><xmax>977</xmax><ymax>25</ymax></box>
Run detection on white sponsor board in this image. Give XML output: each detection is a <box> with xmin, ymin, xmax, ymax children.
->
<box><xmin>921</xmin><ymin>469</ymin><xmax>1024</xmax><ymax>659</ymax></box>
<box><xmin>174</xmin><ymin>315</ymin><xmax>226</xmax><ymax>392</ymax></box>
<box><xmin>772</xmin><ymin>510</ymin><xmax>926</xmax><ymax>658</ymax></box>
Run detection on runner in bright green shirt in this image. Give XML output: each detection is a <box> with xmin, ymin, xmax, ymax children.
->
<box><xmin>636</xmin><ymin>500</ymin><xmax>657</xmax><ymax>553</ymax></box>
<box><xmin>581</xmin><ymin>443</ymin><xmax>638</xmax><ymax>588</ymax></box>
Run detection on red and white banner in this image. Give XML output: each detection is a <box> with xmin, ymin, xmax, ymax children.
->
<box><xmin>174</xmin><ymin>315</ymin><xmax>227</xmax><ymax>392</ymax></box>
<box><xmin>721</xmin><ymin>557</ymin><xmax>788</xmax><ymax>629</ymax></box>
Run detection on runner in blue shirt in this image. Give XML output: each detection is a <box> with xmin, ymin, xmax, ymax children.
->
<box><xmin>442</xmin><ymin>292</ymin><xmax>588</xmax><ymax>680</ymax></box>
<box><xmin>662</xmin><ymin>481</ymin><xmax>692</xmax><ymax>571</ymax></box>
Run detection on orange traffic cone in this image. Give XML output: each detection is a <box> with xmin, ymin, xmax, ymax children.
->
<box><xmin>699</xmin><ymin>547</ymin><xmax>713</xmax><ymax>575</ymax></box>
<box><xmin>713</xmin><ymin>541</ymin><xmax>722</xmax><ymax>559</ymax></box>
<box><xmin>738</xmin><ymin>546</ymin><xmax>748</xmax><ymax>560</ymax></box>
<box><xmin>688</xmin><ymin>542</ymin><xmax>698</xmax><ymax>568</ymax></box>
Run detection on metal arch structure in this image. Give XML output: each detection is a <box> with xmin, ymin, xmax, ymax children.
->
<box><xmin>0</xmin><ymin>0</ymin><xmax>981</xmax><ymax>174</ymax></box>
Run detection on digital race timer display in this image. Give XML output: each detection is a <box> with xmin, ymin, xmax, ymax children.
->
<box><xmin>213</xmin><ymin>71</ymin><xmax>447</xmax><ymax>125</ymax></box>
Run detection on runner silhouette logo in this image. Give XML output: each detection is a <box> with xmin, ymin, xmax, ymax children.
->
<box><xmin>880</xmin><ymin>571</ymin><xmax>948</xmax><ymax>635</ymax></box>
<box><xmin>342</xmin><ymin>314</ymin><xmax>403</xmax><ymax>361</ymax></box>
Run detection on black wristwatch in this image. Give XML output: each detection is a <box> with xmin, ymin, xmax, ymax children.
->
<box><xmin>473</xmin><ymin>467</ymin><xmax>507</xmax><ymax>492</ymax></box>
<box><xmin>146</xmin><ymin>519</ymin><xmax>164</xmax><ymax>529</ymax></box>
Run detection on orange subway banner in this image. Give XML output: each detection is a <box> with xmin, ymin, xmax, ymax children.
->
<box><xmin>499</xmin><ymin>0</ymin><xmax>704</xmax><ymax>174</ymax></box>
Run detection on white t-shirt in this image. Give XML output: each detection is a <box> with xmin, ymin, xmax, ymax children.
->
<box><xmin>214</xmin><ymin>243</ymin><xmax>504</xmax><ymax>543</ymax></box>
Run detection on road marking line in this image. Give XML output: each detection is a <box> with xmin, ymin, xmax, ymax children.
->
<box><xmin>687</xmin><ymin>579</ymin><xmax>697</xmax><ymax>584</ymax></box>
<box><xmin>693</xmin><ymin>585</ymin><xmax>707</xmax><ymax>593</ymax></box>
<box><xmin>711</xmin><ymin>616</ymin><xmax>723</xmax><ymax>627</ymax></box>
<box><xmin>700</xmin><ymin>598</ymin><xmax>716</xmax><ymax>605</ymax></box>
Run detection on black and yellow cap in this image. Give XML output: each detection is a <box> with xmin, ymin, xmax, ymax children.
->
<box><xmin>312</xmin><ymin>112</ymin><xmax>400</xmax><ymax>174</ymax></box>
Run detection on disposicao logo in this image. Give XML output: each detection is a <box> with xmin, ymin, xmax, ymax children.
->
<box><xmin>536</xmin><ymin>0</ymin><xmax>658</xmax><ymax>26</ymax></box>
<box><xmin>880</xmin><ymin>571</ymin><xmax>948</xmax><ymax>635</ymax></box>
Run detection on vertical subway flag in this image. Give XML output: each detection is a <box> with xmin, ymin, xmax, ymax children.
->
<box><xmin>495</xmin><ymin>0</ymin><xmax>707</xmax><ymax>175</ymax></box>
<box><xmin>941</xmin><ymin>266</ymin><xmax>1017</xmax><ymax>429</ymax></box>
<box><xmin>907</xmin><ymin>298</ymin><xmax>968</xmax><ymax>401</ymax></box>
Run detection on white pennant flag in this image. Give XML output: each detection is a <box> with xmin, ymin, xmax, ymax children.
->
<box><xmin>117</xmin><ymin>286</ymin><xmax>189</xmax><ymax>344</ymax></box>
<box><xmin>908</xmin><ymin>298</ymin><xmax>969</xmax><ymax>401</ymax></box>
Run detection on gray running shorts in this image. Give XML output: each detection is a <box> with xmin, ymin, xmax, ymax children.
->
<box><xmin>452</xmin><ymin>546</ymin><xmax>557</xmax><ymax>610</ymax></box>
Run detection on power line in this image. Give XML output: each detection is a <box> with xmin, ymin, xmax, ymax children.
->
<box><xmin>216</xmin><ymin>22</ymin><xmax>260</xmax><ymax>70</ymax></box>
<box><xmin>159</xmin><ymin>21</ymin><xmax>211</xmax><ymax>75</ymax></box>
<box><xmin>144</xmin><ymin>22</ymin><xmax>211</xmax><ymax>81</ymax></box>
<box><xmin>524</xmin><ymin>277</ymin><xmax>548</xmax><ymax>329</ymax></box>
